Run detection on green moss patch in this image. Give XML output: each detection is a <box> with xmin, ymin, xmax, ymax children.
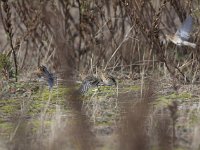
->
<box><xmin>154</xmin><ymin>92</ymin><xmax>192</xmax><ymax>108</ymax></box>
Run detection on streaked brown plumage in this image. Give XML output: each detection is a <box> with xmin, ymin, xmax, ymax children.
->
<box><xmin>79</xmin><ymin>75</ymin><xmax>101</xmax><ymax>94</ymax></box>
<box><xmin>35</xmin><ymin>65</ymin><xmax>54</xmax><ymax>90</ymax></box>
<box><xmin>165</xmin><ymin>15</ymin><xmax>196</xmax><ymax>48</ymax></box>
<box><xmin>99</xmin><ymin>70</ymin><xmax>117</xmax><ymax>86</ymax></box>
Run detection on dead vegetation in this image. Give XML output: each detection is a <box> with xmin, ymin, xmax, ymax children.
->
<box><xmin>0</xmin><ymin>0</ymin><xmax>200</xmax><ymax>149</ymax></box>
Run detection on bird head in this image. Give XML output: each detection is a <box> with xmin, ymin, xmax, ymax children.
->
<box><xmin>98</xmin><ymin>69</ymin><xmax>106</xmax><ymax>81</ymax></box>
<box><xmin>34</xmin><ymin>66</ymin><xmax>45</xmax><ymax>78</ymax></box>
<box><xmin>165</xmin><ymin>34</ymin><xmax>174</xmax><ymax>42</ymax></box>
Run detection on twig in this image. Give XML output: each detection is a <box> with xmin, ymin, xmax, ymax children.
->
<box><xmin>104</xmin><ymin>25</ymin><xmax>134</xmax><ymax>70</ymax></box>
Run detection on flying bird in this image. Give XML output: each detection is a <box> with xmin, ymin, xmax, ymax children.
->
<box><xmin>35</xmin><ymin>65</ymin><xmax>54</xmax><ymax>90</ymax></box>
<box><xmin>165</xmin><ymin>15</ymin><xmax>196</xmax><ymax>48</ymax></box>
<box><xmin>79</xmin><ymin>75</ymin><xmax>101</xmax><ymax>94</ymax></box>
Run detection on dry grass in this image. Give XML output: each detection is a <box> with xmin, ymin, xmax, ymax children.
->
<box><xmin>0</xmin><ymin>0</ymin><xmax>200</xmax><ymax>149</ymax></box>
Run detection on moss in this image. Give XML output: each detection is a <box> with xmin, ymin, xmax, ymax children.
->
<box><xmin>28</xmin><ymin>101</ymin><xmax>44</xmax><ymax>115</ymax></box>
<box><xmin>119</xmin><ymin>85</ymin><xmax>141</xmax><ymax>93</ymax></box>
<box><xmin>128</xmin><ymin>85</ymin><xmax>141</xmax><ymax>91</ymax></box>
<box><xmin>1</xmin><ymin>105</ymin><xmax>16</xmax><ymax>114</ymax></box>
<box><xmin>154</xmin><ymin>92</ymin><xmax>192</xmax><ymax>108</ymax></box>
<box><xmin>34</xmin><ymin>86</ymin><xmax>68</xmax><ymax>101</ymax></box>
<box><xmin>167</xmin><ymin>92</ymin><xmax>192</xmax><ymax>99</ymax></box>
<box><xmin>33</xmin><ymin>89</ymin><xmax>59</xmax><ymax>103</ymax></box>
<box><xmin>98</xmin><ymin>86</ymin><xmax>117</xmax><ymax>96</ymax></box>
<box><xmin>0</xmin><ymin>120</ymin><xmax>53</xmax><ymax>135</ymax></box>
<box><xmin>0</xmin><ymin>122</ymin><xmax>13</xmax><ymax>136</ymax></box>
<box><xmin>0</xmin><ymin>99</ymin><xmax>17</xmax><ymax>104</ymax></box>
<box><xmin>29</xmin><ymin>86</ymin><xmax>70</xmax><ymax>116</ymax></box>
<box><xmin>95</xmin><ymin>120</ymin><xmax>113</xmax><ymax>126</ymax></box>
<box><xmin>0</xmin><ymin>79</ymin><xmax>199</xmax><ymax>150</ymax></box>
<box><xmin>0</xmin><ymin>99</ymin><xmax>19</xmax><ymax>115</ymax></box>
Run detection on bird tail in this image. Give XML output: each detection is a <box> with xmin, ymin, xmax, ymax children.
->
<box><xmin>182</xmin><ymin>41</ymin><xmax>196</xmax><ymax>48</ymax></box>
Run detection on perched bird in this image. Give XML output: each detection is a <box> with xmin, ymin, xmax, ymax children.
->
<box><xmin>35</xmin><ymin>65</ymin><xmax>54</xmax><ymax>90</ymax></box>
<box><xmin>165</xmin><ymin>15</ymin><xmax>196</xmax><ymax>48</ymax></box>
<box><xmin>79</xmin><ymin>75</ymin><xmax>101</xmax><ymax>94</ymax></box>
<box><xmin>99</xmin><ymin>70</ymin><xmax>117</xmax><ymax>86</ymax></box>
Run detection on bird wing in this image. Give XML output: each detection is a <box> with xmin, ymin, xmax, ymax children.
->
<box><xmin>43</xmin><ymin>67</ymin><xmax>54</xmax><ymax>89</ymax></box>
<box><xmin>84</xmin><ymin>76</ymin><xmax>100</xmax><ymax>86</ymax></box>
<box><xmin>175</xmin><ymin>16</ymin><xmax>193</xmax><ymax>40</ymax></box>
<box><xmin>79</xmin><ymin>80</ymin><xmax>92</xmax><ymax>93</ymax></box>
<box><xmin>47</xmin><ymin>76</ymin><xmax>54</xmax><ymax>89</ymax></box>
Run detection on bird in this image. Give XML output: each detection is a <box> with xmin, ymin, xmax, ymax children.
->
<box><xmin>35</xmin><ymin>65</ymin><xmax>54</xmax><ymax>90</ymax></box>
<box><xmin>165</xmin><ymin>15</ymin><xmax>196</xmax><ymax>48</ymax></box>
<box><xmin>78</xmin><ymin>75</ymin><xmax>101</xmax><ymax>94</ymax></box>
<box><xmin>99</xmin><ymin>70</ymin><xmax>117</xmax><ymax>86</ymax></box>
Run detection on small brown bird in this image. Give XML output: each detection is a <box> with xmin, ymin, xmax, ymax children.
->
<box><xmin>35</xmin><ymin>65</ymin><xmax>54</xmax><ymax>90</ymax></box>
<box><xmin>99</xmin><ymin>70</ymin><xmax>117</xmax><ymax>86</ymax></box>
<box><xmin>79</xmin><ymin>75</ymin><xmax>101</xmax><ymax>94</ymax></box>
<box><xmin>35</xmin><ymin>66</ymin><xmax>44</xmax><ymax>78</ymax></box>
<box><xmin>165</xmin><ymin>15</ymin><xmax>196</xmax><ymax>48</ymax></box>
